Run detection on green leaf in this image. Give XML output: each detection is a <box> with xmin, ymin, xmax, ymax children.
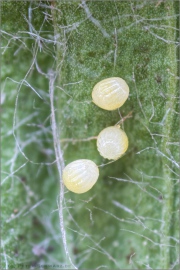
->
<box><xmin>2</xmin><ymin>1</ymin><xmax>179</xmax><ymax>269</ymax></box>
<box><xmin>53</xmin><ymin>1</ymin><xmax>179</xmax><ymax>269</ymax></box>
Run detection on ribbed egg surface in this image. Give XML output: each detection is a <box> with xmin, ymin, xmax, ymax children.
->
<box><xmin>92</xmin><ymin>77</ymin><xmax>129</xmax><ymax>110</ymax></box>
<box><xmin>62</xmin><ymin>159</ymin><xmax>99</xmax><ymax>194</ymax></box>
<box><xmin>97</xmin><ymin>126</ymin><xmax>128</xmax><ymax>160</ymax></box>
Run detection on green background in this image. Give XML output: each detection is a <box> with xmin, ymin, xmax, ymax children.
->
<box><xmin>1</xmin><ymin>1</ymin><xmax>179</xmax><ymax>269</ymax></box>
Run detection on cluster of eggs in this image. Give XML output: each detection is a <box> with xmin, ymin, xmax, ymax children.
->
<box><xmin>62</xmin><ymin>77</ymin><xmax>129</xmax><ymax>194</ymax></box>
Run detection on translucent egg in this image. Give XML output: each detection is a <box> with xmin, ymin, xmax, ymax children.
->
<box><xmin>97</xmin><ymin>126</ymin><xmax>128</xmax><ymax>160</ymax></box>
<box><xmin>92</xmin><ymin>77</ymin><xmax>129</xmax><ymax>110</ymax></box>
<box><xmin>62</xmin><ymin>159</ymin><xmax>99</xmax><ymax>194</ymax></box>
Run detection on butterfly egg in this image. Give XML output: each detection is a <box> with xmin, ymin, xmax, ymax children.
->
<box><xmin>97</xmin><ymin>126</ymin><xmax>128</xmax><ymax>160</ymax></box>
<box><xmin>92</xmin><ymin>77</ymin><xmax>129</xmax><ymax>110</ymax></box>
<box><xmin>62</xmin><ymin>159</ymin><xmax>99</xmax><ymax>194</ymax></box>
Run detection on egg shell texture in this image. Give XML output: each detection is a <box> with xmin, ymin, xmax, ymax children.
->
<box><xmin>97</xmin><ymin>126</ymin><xmax>128</xmax><ymax>160</ymax></box>
<box><xmin>92</xmin><ymin>77</ymin><xmax>129</xmax><ymax>110</ymax></box>
<box><xmin>62</xmin><ymin>159</ymin><xmax>99</xmax><ymax>194</ymax></box>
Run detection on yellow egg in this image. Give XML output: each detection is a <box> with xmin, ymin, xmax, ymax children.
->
<box><xmin>62</xmin><ymin>159</ymin><xmax>99</xmax><ymax>194</ymax></box>
<box><xmin>97</xmin><ymin>126</ymin><xmax>128</xmax><ymax>160</ymax></box>
<box><xmin>92</xmin><ymin>77</ymin><xmax>129</xmax><ymax>110</ymax></box>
